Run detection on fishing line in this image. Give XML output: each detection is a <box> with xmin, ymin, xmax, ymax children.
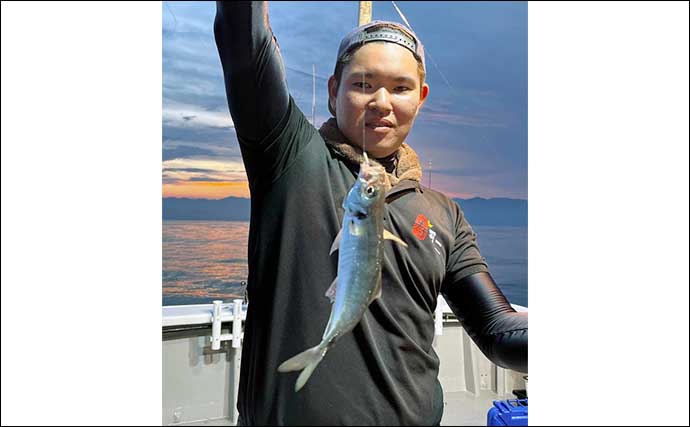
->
<box><xmin>165</xmin><ymin>1</ymin><xmax>178</xmax><ymax>33</ymax></box>
<box><xmin>390</xmin><ymin>0</ymin><xmax>456</xmax><ymax>94</ymax></box>
<box><xmin>362</xmin><ymin>71</ymin><xmax>369</xmax><ymax>165</ymax></box>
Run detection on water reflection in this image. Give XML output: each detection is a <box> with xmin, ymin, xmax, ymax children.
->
<box><xmin>162</xmin><ymin>221</ymin><xmax>528</xmax><ymax>307</ymax></box>
<box><xmin>163</xmin><ymin>220</ymin><xmax>249</xmax><ymax>305</ymax></box>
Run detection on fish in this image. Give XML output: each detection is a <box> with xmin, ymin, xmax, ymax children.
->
<box><xmin>277</xmin><ymin>160</ymin><xmax>407</xmax><ymax>392</ymax></box>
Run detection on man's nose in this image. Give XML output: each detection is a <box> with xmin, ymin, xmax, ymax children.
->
<box><xmin>368</xmin><ymin>88</ymin><xmax>392</xmax><ymax>115</ymax></box>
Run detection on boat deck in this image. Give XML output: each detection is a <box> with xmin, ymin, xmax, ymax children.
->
<box><xmin>180</xmin><ymin>390</ymin><xmax>512</xmax><ymax>426</ymax></box>
<box><xmin>163</xmin><ymin>301</ymin><xmax>527</xmax><ymax>426</ymax></box>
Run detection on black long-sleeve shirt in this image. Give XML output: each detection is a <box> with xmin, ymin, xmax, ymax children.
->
<box><xmin>214</xmin><ymin>2</ymin><xmax>527</xmax><ymax>425</ymax></box>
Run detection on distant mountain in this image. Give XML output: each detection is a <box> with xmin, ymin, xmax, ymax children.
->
<box><xmin>453</xmin><ymin>197</ymin><xmax>527</xmax><ymax>227</ymax></box>
<box><xmin>163</xmin><ymin>196</ymin><xmax>527</xmax><ymax>226</ymax></box>
<box><xmin>163</xmin><ymin>197</ymin><xmax>250</xmax><ymax>221</ymax></box>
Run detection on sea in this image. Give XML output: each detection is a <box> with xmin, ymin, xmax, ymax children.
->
<box><xmin>163</xmin><ymin>220</ymin><xmax>528</xmax><ymax>307</ymax></box>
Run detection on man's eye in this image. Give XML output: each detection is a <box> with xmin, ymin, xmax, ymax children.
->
<box><xmin>394</xmin><ymin>86</ymin><xmax>411</xmax><ymax>92</ymax></box>
<box><xmin>353</xmin><ymin>82</ymin><xmax>371</xmax><ymax>89</ymax></box>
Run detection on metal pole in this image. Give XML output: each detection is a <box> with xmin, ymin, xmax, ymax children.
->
<box><xmin>428</xmin><ymin>160</ymin><xmax>432</xmax><ymax>189</ymax></box>
<box><xmin>312</xmin><ymin>64</ymin><xmax>316</xmax><ymax>126</ymax></box>
<box><xmin>211</xmin><ymin>300</ymin><xmax>222</xmax><ymax>350</ymax></box>
<box><xmin>358</xmin><ymin>1</ymin><xmax>372</xmax><ymax>26</ymax></box>
<box><xmin>232</xmin><ymin>299</ymin><xmax>243</xmax><ymax>348</ymax></box>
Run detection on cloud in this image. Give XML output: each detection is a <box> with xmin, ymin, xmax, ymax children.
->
<box><xmin>285</xmin><ymin>65</ymin><xmax>329</xmax><ymax>82</ymax></box>
<box><xmin>416</xmin><ymin>110</ymin><xmax>507</xmax><ymax>128</ymax></box>
<box><xmin>162</xmin><ymin>125</ymin><xmax>237</xmax><ymax>148</ymax></box>
<box><xmin>163</xmin><ymin>101</ymin><xmax>234</xmax><ymax>130</ymax></box>
<box><xmin>416</xmin><ymin>102</ymin><xmax>512</xmax><ymax>128</ymax></box>
<box><xmin>163</xmin><ymin>1</ymin><xmax>216</xmax><ymax>36</ymax></box>
<box><xmin>164</xmin><ymin>167</ymin><xmax>225</xmax><ymax>173</ymax></box>
<box><xmin>163</xmin><ymin>138</ymin><xmax>243</xmax><ymax>167</ymax></box>
<box><xmin>162</xmin><ymin>158</ymin><xmax>247</xmax><ymax>184</ymax></box>
<box><xmin>432</xmin><ymin>167</ymin><xmax>498</xmax><ymax>178</ymax></box>
<box><xmin>187</xmin><ymin>177</ymin><xmax>228</xmax><ymax>182</ymax></box>
<box><xmin>163</xmin><ymin>158</ymin><xmax>244</xmax><ymax>172</ymax></box>
<box><xmin>162</xmin><ymin>145</ymin><xmax>217</xmax><ymax>161</ymax></box>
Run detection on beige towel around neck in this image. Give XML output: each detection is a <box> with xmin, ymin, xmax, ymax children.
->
<box><xmin>318</xmin><ymin>118</ymin><xmax>423</xmax><ymax>192</ymax></box>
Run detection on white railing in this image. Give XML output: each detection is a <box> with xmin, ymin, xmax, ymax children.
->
<box><xmin>162</xmin><ymin>300</ymin><xmax>247</xmax><ymax>327</ymax></box>
<box><xmin>163</xmin><ymin>297</ymin><xmax>527</xmax><ymax>344</ymax></box>
<box><xmin>210</xmin><ymin>300</ymin><xmax>244</xmax><ymax>350</ymax></box>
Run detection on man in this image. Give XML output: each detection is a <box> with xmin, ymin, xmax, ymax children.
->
<box><xmin>214</xmin><ymin>2</ymin><xmax>527</xmax><ymax>425</ymax></box>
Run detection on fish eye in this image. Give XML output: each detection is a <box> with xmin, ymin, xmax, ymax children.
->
<box><xmin>366</xmin><ymin>186</ymin><xmax>376</xmax><ymax>196</ymax></box>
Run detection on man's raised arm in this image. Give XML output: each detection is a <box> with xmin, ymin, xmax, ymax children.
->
<box><xmin>214</xmin><ymin>1</ymin><xmax>289</xmax><ymax>145</ymax></box>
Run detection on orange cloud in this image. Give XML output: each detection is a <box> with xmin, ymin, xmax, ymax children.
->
<box><xmin>163</xmin><ymin>181</ymin><xmax>250</xmax><ymax>199</ymax></box>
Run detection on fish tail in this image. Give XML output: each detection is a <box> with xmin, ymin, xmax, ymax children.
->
<box><xmin>277</xmin><ymin>344</ymin><xmax>327</xmax><ymax>392</ymax></box>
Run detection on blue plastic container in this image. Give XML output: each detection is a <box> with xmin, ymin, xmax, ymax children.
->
<box><xmin>486</xmin><ymin>398</ymin><xmax>528</xmax><ymax>426</ymax></box>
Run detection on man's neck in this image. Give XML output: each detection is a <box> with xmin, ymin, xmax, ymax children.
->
<box><xmin>374</xmin><ymin>151</ymin><xmax>399</xmax><ymax>175</ymax></box>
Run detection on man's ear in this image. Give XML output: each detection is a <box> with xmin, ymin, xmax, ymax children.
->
<box><xmin>416</xmin><ymin>83</ymin><xmax>430</xmax><ymax>114</ymax></box>
<box><xmin>328</xmin><ymin>75</ymin><xmax>338</xmax><ymax>114</ymax></box>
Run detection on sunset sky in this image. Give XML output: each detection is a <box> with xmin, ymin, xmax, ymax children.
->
<box><xmin>162</xmin><ymin>1</ymin><xmax>527</xmax><ymax>200</ymax></box>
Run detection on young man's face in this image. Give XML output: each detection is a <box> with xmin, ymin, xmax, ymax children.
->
<box><xmin>328</xmin><ymin>42</ymin><xmax>430</xmax><ymax>158</ymax></box>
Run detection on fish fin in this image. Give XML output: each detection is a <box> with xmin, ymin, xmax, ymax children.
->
<box><xmin>329</xmin><ymin>229</ymin><xmax>342</xmax><ymax>255</ymax></box>
<box><xmin>369</xmin><ymin>276</ymin><xmax>382</xmax><ymax>304</ymax></box>
<box><xmin>384</xmin><ymin>229</ymin><xmax>408</xmax><ymax>247</ymax></box>
<box><xmin>324</xmin><ymin>276</ymin><xmax>338</xmax><ymax>303</ymax></box>
<box><xmin>277</xmin><ymin>344</ymin><xmax>326</xmax><ymax>392</ymax></box>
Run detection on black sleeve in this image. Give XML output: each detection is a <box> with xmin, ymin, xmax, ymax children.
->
<box><xmin>213</xmin><ymin>1</ymin><xmax>290</xmax><ymax>147</ymax></box>
<box><xmin>444</xmin><ymin>201</ymin><xmax>489</xmax><ymax>281</ymax></box>
<box><xmin>214</xmin><ymin>2</ymin><xmax>316</xmax><ymax>191</ymax></box>
<box><xmin>441</xmin><ymin>272</ymin><xmax>528</xmax><ymax>373</ymax></box>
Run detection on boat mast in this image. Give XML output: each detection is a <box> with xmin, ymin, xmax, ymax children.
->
<box><xmin>428</xmin><ymin>160</ymin><xmax>432</xmax><ymax>189</ymax></box>
<box><xmin>358</xmin><ymin>1</ymin><xmax>372</xmax><ymax>25</ymax></box>
<box><xmin>311</xmin><ymin>64</ymin><xmax>316</xmax><ymax>126</ymax></box>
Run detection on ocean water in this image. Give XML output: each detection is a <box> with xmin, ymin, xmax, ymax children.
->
<box><xmin>473</xmin><ymin>225</ymin><xmax>528</xmax><ymax>307</ymax></box>
<box><xmin>163</xmin><ymin>221</ymin><xmax>528</xmax><ymax>307</ymax></box>
<box><xmin>163</xmin><ymin>221</ymin><xmax>249</xmax><ymax>306</ymax></box>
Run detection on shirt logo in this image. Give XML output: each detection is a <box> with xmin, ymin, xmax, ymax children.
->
<box><xmin>412</xmin><ymin>213</ymin><xmax>443</xmax><ymax>256</ymax></box>
<box><xmin>412</xmin><ymin>214</ymin><xmax>429</xmax><ymax>240</ymax></box>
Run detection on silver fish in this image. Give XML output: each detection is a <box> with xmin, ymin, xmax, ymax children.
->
<box><xmin>277</xmin><ymin>161</ymin><xmax>407</xmax><ymax>391</ymax></box>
